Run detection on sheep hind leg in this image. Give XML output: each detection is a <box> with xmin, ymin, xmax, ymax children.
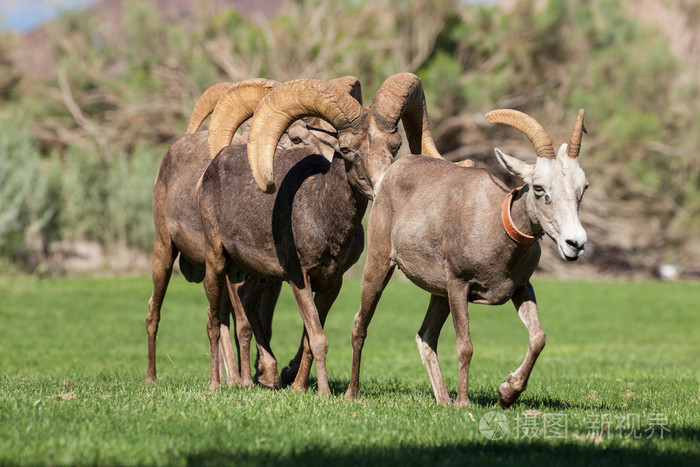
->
<box><xmin>202</xmin><ymin>244</ymin><xmax>228</xmax><ymax>390</ymax></box>
<box><xmin>415</xmin><ymin>294</ymin><xmax>451</xmax><ymax>406</ymax></box>
<box><xmin>498</xmin><ymin>282</ymin><xmax>545</xmax><ymax>408</ymax></box>
<box><xmin>289</xmin><ymin>278</ymin><xmax>343</xmax><ymax>392</ymax></box>
<box><xmin>145</xmin><ymin>238</ymin><xmax>177</xmax><ymax>384</ymax></box>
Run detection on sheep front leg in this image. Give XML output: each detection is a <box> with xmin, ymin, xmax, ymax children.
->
<box><xmin>345</xmin><ymin>238</ymin><xmax>395</xmax><ymax>399</ymax></box>
<box><xmin>218</xmin><ymin>288</ymin><xmax>242</xmax><ymax>386</ymax></box>
<box><xmin>254</xmin><ymin>280</ymin><xmax>282</xmax><ymax>385</ymax></box>
<box><xmin>447</xmin><ymin>277</ymin><xmax>473</xmax><ymax>408</ymax></box>
<box><xmin>289</xmin><ymin>278</ymin><xmax>342</xmax><ymax>392</ymax></box>
<box><xmin>283</xmin><ymin>329</ymin><xmax>310</xmax><ymax>391</ymax></box>
<box><xmin>225</xmin><ymin>280</ymin><xmax>254</xmax><ymax>387</ymax></box>
<box><xmin>498</xmin><ymin>282</ymin><xmax>545</xmax><ymax>408</ymax></box>
<box><xmin>218</xmin><ymin>339</ymin><xmax>231</xmax><ymax>384</ymax></box>
<box><xmin>280</xmin><ymin>330</ymin><xmax>305</xmax><ymax>388</ymax></box>
<box><xmin>230</xmin><ymin>277</ymin><xmax>279</xmax><ymax>389</ymax></box>
<box><xmin>415</xmin><ymin>295</ymin><xmax>451</xmax><ymax>405</ymax></box>
<box><xmin>289</xmin><ymin>277</ymin><xmax>331</xmax><ymax>397</ymax></box>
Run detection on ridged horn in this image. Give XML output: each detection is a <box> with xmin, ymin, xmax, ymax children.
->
<box><xmin>485</xmin><ymin>109</ymin><xmax>555</xmax><ymax>159</ymax></box>
<box><xmin>567</xmin><ymin>109</ymin><xmax>586</xmax><ymax>159</ymax></box>
<box><xmin>329</xmin><ymin>75</ymin><xmax>363</xmax><ymax>105</ymax></box>
<box><xmin>455</xmin><ymin>159</ymin><xmax>476</xmax><ymax>168</ymax></box>
<box><xmin>247</xmin><ymin>79</ymin><xmax>367</xmax><ymax>193</ymax></box>
<box><xmin>207</xmin><ymin>78</ymin><xmax>279</xmax><ymax>159</ymax></box>
<box><xmin>186</xmin><ymin>82</ymin><xmax>234</xmax><ymax>134</ymax></box>
<box><xmin>369</xmin><ymin>73</ymin><xmax>442</xmax><ymax>159</ymax></box>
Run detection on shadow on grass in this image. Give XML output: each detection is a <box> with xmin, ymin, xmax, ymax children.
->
<box><xmin>290</xmin><ymin>378</ymin><xmax>598</xmax><ymax>411</ymax></box>
<box><xmin>326</xmin><ymin>378</ymin><xmax>585</xmax><ymax>412</ymax></box>
<box><xmin>325</xmin><ymin>377</ymin><xmax>436</xmax><ymax>400</ymax></box>
<box><xmin>185</xmin><ymin>439</ymin><xmax>700</xmax><ymax>467</ymax></box>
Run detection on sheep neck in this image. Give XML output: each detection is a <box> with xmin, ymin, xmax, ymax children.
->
<box><xmin>502</xmin><ymin>186</ymin><xmax>543</xmax><ymax>245</ymax></box>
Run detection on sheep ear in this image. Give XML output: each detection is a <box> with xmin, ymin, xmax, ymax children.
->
<box><xmin>494</xmin><ymin>148</ymin><xmax>533</xmax><ymax>183</ymax></box>
<box><xmin>556</xmin><ymin>143</ymin><xmax>568</xmax><ymax>158</ymax></box>
<box><xmin>323</xmin><ymin>140</ymin><xmax>340</xmax><ymax>161</ymax></box>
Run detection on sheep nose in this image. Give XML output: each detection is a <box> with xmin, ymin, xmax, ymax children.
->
<box><xmin>566</xmin><ymin>239</ymin><xmax>584</xmax><ymax>253</ymax></box>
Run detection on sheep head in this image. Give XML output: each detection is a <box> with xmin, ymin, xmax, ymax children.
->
<box><xmin>206</xmin><ymin>77</ymin><xmax>363</xmax><ymax>161</ymax></box>
<box><xmin>246</xmin><ymin>73</ymin><xmax>442</xmax><ymax>197</ymax></box>
<box><xmin>487</xmin><ymin>109</ymin><xmax>589</xmax><ymax>261</ymax></box>
<box><xmin>284</xmin><ymin>76</ymin><xmax>364</xmax><ymax>161</ymax></box>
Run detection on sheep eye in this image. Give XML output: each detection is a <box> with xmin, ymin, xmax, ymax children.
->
<box><xmin>340</xmin><ymin>147</ymin><xmax>351</xmax><ymax>155</ymax></box>
<box><xmin>533</xmin><ymin>185</ymin><xmax>550</xmax><ymax>203</ymax></box>
<box><xmin>291</xmin><ymin>137</ymin><xmax>302</xmax><ymax>144</ymax></box>
<box><xmin>579</xmin><ymin>182</ymin><xmax>589</xmax><ymax>202</ymax></box>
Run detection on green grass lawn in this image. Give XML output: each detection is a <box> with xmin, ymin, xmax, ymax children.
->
<box><xmin>1</xmin><ymin>274</ymin><xmax>699</xmax><ymax>465</ymax></box>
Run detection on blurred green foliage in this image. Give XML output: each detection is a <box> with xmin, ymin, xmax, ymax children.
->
<box><xmin>0</xmin><ymin>0</ymin><xmax>698</xmax><ymax>274</ymax></box>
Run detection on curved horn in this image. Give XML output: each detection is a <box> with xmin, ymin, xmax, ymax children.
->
<box><xmin>566</xmin><ymin>109</ymin><xmax>586</xmax><ymax>159</ymax></box>
<box><xmin>329</xmin><ymin>75</ymin><xmax>363</xmax><ymax>105</ymax></box>
<box><xmin>186</xmin><ymin>82</ymin><xmax>234</xmax><ymax>134</ymax></box>
<box><xmin>485</xmin><ymin>109</ymin><xmax>555</xmax><ymax>159</ymax></box>
<box><xmin>369</xmin><ymin>73</ymin><xmax>442</xmax><ymax>159</ymax></box>
<box><xmin>207</xmin><ymin>78</ymin><xmax>279</xmax><ymax>159</ymax></box>
<box><xmin>247</xmin><ymin>79</ymin><xmax>367</xmax><ymax>193</ymax></box>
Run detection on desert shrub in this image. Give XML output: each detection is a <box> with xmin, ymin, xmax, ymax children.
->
<box><xmin>1</xmin><ymin>0</ymin><xmax>699</xmax><ymax>274</ymax></box>
<box><xmin>0</xmin><ymin>108</ymin><xmax>63</xmax><ymax>269</ymax></box>
<box><xmin>58</xmin><ymin>141</ymin><xmax>161</xmax><ymax>251</ymax></box>
<box><xmin>105</xmin><ymin>142</ymin><xmax>161</xmax><ymax>251</ymax></box>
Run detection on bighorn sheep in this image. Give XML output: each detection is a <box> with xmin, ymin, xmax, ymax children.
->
<box><xmin>146</xmin><ymin>78</ymin><xmax>278</xmax><ymax>387</ymax></box>
<box><xmin>345</xmin><ymin>109</ymin><xmax>588</xmax><ymax>408</ymax></box>
<box><xmin>206</xmin><ymin>75</ymin><xmax>363</xmax><ymax>387</ymax></box>
<box><xmin>197</xmin><ymin>73</ymin><xmax>444</xmax><ymax>393</ymax></box>
<box><xmin>145</xmin><ymin>77</ymin><xmax>360</xmax><ymax>388</ymax></box>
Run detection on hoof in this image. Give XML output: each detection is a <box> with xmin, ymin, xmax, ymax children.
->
<box><xmin>345</xmin><ymin>388</ymin><xmax>360</xmax><ymax>400</ymax></box>
<box><xmin>454</xmin><ymin>398</ymin><xmax>471</xmax><ymax>409</ymax></box>
<box><xmin>289</xmin><ymin>381</ymin><xmax>308</xmax><ymax>393</ymax></box>
<box><xmin>498</xmin><ymin>380</ymin><xmax>522</xmax><ymax>408</ymax></box>
<box><xmin>280</xmin><ymin>364</ymin><xmax>299</xmax><ymax>387</ymax></box>
<box><xmin>145</xmin><ymin>376</ymin><xmax>157</xmax><ymax>384</ymax></box>
<box><xmin>255</xmin><ymin>371</ymin><xmax>279</xmax><ymax>390</ymax></box>
<box><xmin>239</xmin><ymin>377</ymin><xmax>254</xmax><ymax>388</ymax></box>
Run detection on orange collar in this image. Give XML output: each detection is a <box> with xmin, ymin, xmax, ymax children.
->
<box><xmin>501</xmin><ymin>187</ymin><xmax>543</xmax><ymax>245</ymax></box>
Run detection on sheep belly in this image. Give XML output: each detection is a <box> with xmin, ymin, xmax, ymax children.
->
<box><xmin>392</xmin><ymin>248</ymin><xmax>448</xmax><ymax>297</ymax></box>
